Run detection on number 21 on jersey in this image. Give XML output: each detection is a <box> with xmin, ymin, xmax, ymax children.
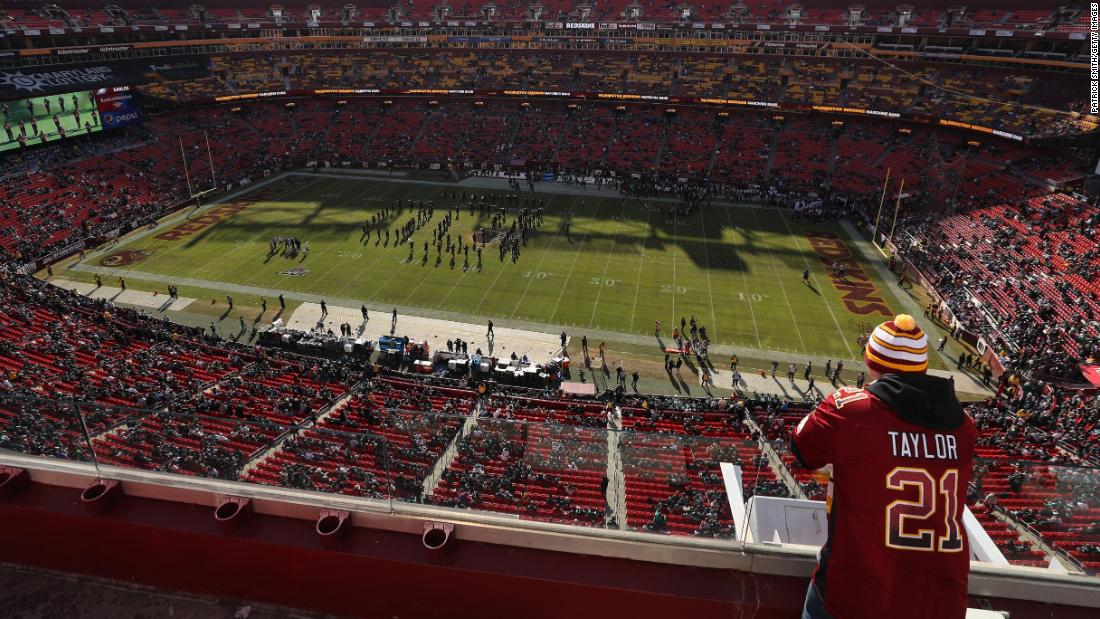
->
<box><xmin>885</xmin><ymin>467</ymin><xmax>963</xmax><ymax>553</ymax></box>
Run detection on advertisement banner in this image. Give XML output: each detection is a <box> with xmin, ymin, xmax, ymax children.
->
<box><xmin>0</xmin><ymin>56</ymin><xmax>208</xmax><ymax>97</ymax></box>
<box><xmin>95</xmin><ymin>86</ymin><xmax>140</xmax><ymax>129</ymax></box>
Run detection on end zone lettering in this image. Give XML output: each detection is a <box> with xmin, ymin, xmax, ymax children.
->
<box><xmin>805</xmin><ymin>231</ymin><xmax>892</xmax><ymax>317</ymax></box>
<box><xmin>153</xmin><ymin>202</ymin><xmax>251</xmax><ymax>241</ymax></box>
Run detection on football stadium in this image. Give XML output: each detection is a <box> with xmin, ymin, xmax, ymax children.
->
<box><xmin>0</xmin><ymin>1</ymin><xmax>1099</xmax><ymax>617</ymax></box>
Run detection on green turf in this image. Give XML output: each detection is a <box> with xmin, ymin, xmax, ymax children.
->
<box><xmin>75</xmin><ymin>174</ymin><xmax>912</xmax><ymax>359</ymax></box>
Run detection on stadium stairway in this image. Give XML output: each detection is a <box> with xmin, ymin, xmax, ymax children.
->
<box><xmin>826</xmin><ymin>132</ymin><xmax>839</xmax><ymax>180</ymax></box>
<box><xmin>764</xmin><ymin>128</ymin><xmax>780</xmax><ymax>176</ymax></box>
<box><xmin>403</xmin><ymin>111</ymin><xmax>434</xmax><ymax>161</ymax></box>
<box><xmin>704</xmin><ymin>116</ymin><xmax>725</xmax><ymax>177</ymax></box>
<box><xmin>870</xmin><ymin>142</ymin><xmax>894</xmax><ymax>168</ymax></box>
<box><xmin>352</xmin><ymin>113</ymin><xmax>390</xmax><ymax>163</ymax></box>
<box><xmin>548</xmin><ymin>115</ymin><xmax>574</xmax><ymax>164</ymax></box>
<box><xmin>742</xmin><ymin>413</ymin><xmax>807</xmax><ymax>500</ymax></box>
<box><xmin>237</xmin><ymin>390</ymin><xmax>357</xmax><ymax>480</ymax></box>
<box><xmin>600</xmin><ymin>113</ymin><xmax>630</xmax><ymax>170</ymax></box>
<box><xmin>652</xmin><ymin>119</ymin><xmax>671</xmax><ymax>171</ymax></box>
<box><xmin>421</xmin><ymin>409</ymin><xmax>479</xmax><ymax>499</ymax></box>
<box><xmin>607</xmin><ymin>407</ymin><xmax>627</xmax><ymax>529</ymax></box>
<box><xmin>990</xmin><ymin>506</ymin><xmax>1077</xmax><ymax>570</ymax></box>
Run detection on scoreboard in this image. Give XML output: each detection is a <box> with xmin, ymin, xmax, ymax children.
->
<box><xmin>0</xmin><ymin>85</ymin><xmax>138</xmax><ymax>153</ymax></box>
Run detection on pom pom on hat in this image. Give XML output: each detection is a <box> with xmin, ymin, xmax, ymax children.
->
<box><xmin>893</xmin><ymin>314</ymin><xmax>916</xmax><ymax>331</ymax></box>
<box><xmin>865</xmin><ymin>314</ymin><xmax>929</xmax><ymax>374</ymax></box>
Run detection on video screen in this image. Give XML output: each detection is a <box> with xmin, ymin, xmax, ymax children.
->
<box><xmin>1</xmin><ymin>90</ymin><xmax>102</xmax><ymax>153</ymax></box>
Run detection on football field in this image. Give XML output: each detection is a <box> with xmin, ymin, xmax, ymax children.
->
<box><xmin>72</xmin><ymin>173</ymin><xmax>910</xmax><ymax>359</ymax></box>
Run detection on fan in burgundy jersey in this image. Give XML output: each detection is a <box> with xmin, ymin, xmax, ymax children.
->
<box><xmin>792</xmin><ymin>314</ymin><xmax>976</xmax><ymax>619</ymax></box>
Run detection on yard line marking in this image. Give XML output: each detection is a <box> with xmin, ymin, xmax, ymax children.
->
<box><xmin>434</xmin><ymin>199</ymin><xmax>502</xmax><ymax>311</ymax></box>
<box><xmin>776</xmin><ymin>209</ymin><xmax>854</xmax><ymax>358</ymax></box>
<box><xmin>587</xmin><ymin>200</ymin><xmax>628</xmax><ymax>328</ymax></box>
<box><xmin>331</xmin><ymin>182</ymin><xmax>418</xmax><ymax>300</ymax></box>
<box><xmin>548</xmin><ymin>201</ymin><xmax>602</xmax><ymax>324</ymax></box>
<box><xmin>671</xmin><ymin>206</ymin><xmax>678</xmax><ymax>328</ymax></box>
<box><xmin>627</xmin><ymin>210</ymin><xmax>652</xmax><ymax>333</ymax></box>
<box><xmin>748</xmin><ymin>207</ymin><xmax>807</xmax><ymax>354</ymax></box>
<box><xmin>723</xmin><ymin>205</ymin><xmax>762</xmax><ymax>348</ymax></box>
<box><xmin>471</xmin><ymin>190</ymin><xmax>540</xmax><ymax>316</ymax></box>
<box><xmin>507</xmin><ymin>196</ymin><xmax>580</xmax><ymax>318</ymax></box>
<box><xmin>367</xmin><ymin>186</ymin><xmax>443</xmax><ymax>302</ymax></box>
<box><xmin>173</xmin><ymin>177</ymin><xmax>335</xmax><ymax>284</ymax></box>
<box><xmin>291</xmin><ymin>182</ymin><xmax>395</xmax><ymax>294</ymax></box>
<box><xmin>471</xmin><ymin>249</ymin><xmax>510</xmax><ymax>316</ymax></box>
<box><xmin>697</xmin><ymin>206</ymin><xmax>719</xmax><ymax>345</ymax></box>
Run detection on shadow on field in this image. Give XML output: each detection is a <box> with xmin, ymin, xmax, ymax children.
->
<box><xmin>170</xmin><ymin>185</ymin><xmax>846</xmax><ymax>274</ymax></box>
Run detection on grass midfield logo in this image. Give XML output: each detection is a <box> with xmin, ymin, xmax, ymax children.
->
<box><xmin>99</xmin><ymin>249</ymin><xmax>151</xmax><ymax>267</ymax></box>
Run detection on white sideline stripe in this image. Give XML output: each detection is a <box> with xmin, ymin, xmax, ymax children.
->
<box><xmin>777</xmin><ymin>210</ymin><xmax>854</xmax><ymax>358</ymax></box>
<box><xmin>333</xmin><ymin>182</ymin><xmax>428</xmax><ymax>300</ymax></box>
<box><xmin>748</xmin><ymin>208</ymin><xmax>806</xmax><ymax>353</ymax></box>
<box><xmin>627</xmin><ymin>211</ymin><xmax>652</xmax><ymax>332</ymax></box>
<box><xmin>724</xmin><ymin>205</ymin><xmax>763</xmax><ymax>348</ymax></box>
<box><xmin>548</xmin><ymin>203</ymin><xmax>600</xmax><ymax>324</ymax></box>
<box><xmin>509</xmin><ymin>195</ymin><xmax>581</xmax><ymax>319</ymax></box>
<box><xmin>587</xmin><ymin>201</ymin><xmax>627</xmax><ymax>328</ymax></box>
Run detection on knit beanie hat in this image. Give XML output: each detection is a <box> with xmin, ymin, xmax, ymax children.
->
<box><xmin>865</xmin><ymin>314</ymin><xmax>929</xmax><ymax>374</ymax></box>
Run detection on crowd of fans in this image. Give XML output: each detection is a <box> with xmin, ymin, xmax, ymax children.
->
<box><xmin>134</xmin><ymin>49</ymin><xmax>1095</xmax><ymax>139</ymax></box>
<box><xmin>3</xmin><ymin>95</ymin><xmax>1086</xmax><ymax>272</ymax></box>
<box><xmin>0</xmin><ymin>267</ymin><xmax>1095</xmax><ymax>566</ymax></box>
<box><xmin>2</xmin><ymin>4</ymin><xmax>1093</xmax><ymax>32</ymax></box>
<box><xmin>0</xmin><ymin>47</ymin><xmax>1095</xmax><ymax>569</ymax></box>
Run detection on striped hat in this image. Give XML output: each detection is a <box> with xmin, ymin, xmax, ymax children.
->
<box><xmin>865</xmin><ymin>314</ymin><xmax>929</xmax><ymax>374</ymax></box>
